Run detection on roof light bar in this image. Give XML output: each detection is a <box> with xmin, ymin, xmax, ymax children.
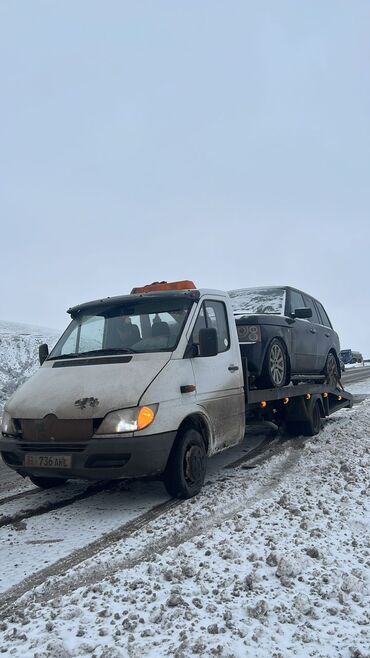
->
<box><xmin>131</xmin><ymin>280</ymin><xmax>196</xmax><ymax>294</ymax></box>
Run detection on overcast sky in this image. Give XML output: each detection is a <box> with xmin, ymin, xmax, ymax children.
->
<box><xmin>1</xmin><ymin>1</ymin><xmax>369</xmax><ymax>354</ymax></box>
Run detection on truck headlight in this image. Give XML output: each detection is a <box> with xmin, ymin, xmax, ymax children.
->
<box><xmin>1</xmin><ymin>411</ymin><xmax>17</xmax><ymax>436</ymax></box>
<box><xmin>95</xmin><ymin>405</ymin><xmax>158</xmax><ymax>435</ymax></box>
<box><xmin>237</xmin><ymin>325</ymin><xmax>261</xmax><ymax>343</ymax></box>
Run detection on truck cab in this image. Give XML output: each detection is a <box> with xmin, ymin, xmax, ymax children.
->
<box><xmin>1</xmin><ymin>281</ymin><xmax>245</xmax><ymax>498</ymax></box>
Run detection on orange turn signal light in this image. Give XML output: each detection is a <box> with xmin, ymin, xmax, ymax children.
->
<box><xmin>305</xmin><ymin>393</ymin><xmax>311</xmax><ymax>400</ymax></box>
<box><xmin>283</xmin><ymin>397</ymin><xmax>289</xmax><ymax>405</ymax></box>
<box><xmin>323</xmin><ymin>392</ymin><xmax>328</xmax><ymax>398</ymax></box>
<box><xmin>260</xmin><ymin>401</ymin><xmax>267</xmax><ymax>408</ymax></box>
<box><xmin>337</xmin><ymin>395</ymin><xmax>342</xmax><ymax>401</ymax></box>
<box><xmin>137</xmin><ymin>406</ymin><xmax>156</xmax><ymax>430</ymax></box>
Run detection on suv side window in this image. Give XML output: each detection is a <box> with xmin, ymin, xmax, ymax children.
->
<box><xmin>302</xmin><ymin>295</ymin><xmax>320</xmax><ymax>324</ymax></box>
<box><xmin>289</xmin><ymin>289</ymin><xmax>305</xmax><ymax>314</ymax></box>
<box><xmin>315</xmin><ymin>301</ymin><xmax>332</xmax><ymax>328</ymax></box>
<box><xmin>190</xmin><ymin>300</ymin><xmax>230</xmax><ymax>354</ymax></box>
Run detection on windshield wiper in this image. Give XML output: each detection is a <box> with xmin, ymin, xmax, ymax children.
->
<box><xmin>48</xmin><ymin>348</ymin><xmax>136</xmax><ymax>361</ymax></box>
<box><xmin>47</xmin><ymin>353</ymin><xmax>83</xmax><ymax>361</ymax></box>
<box><xmin>77</xmin><ymin>348</ymin><xmax>137</xmax><ymax>356</ymax></box>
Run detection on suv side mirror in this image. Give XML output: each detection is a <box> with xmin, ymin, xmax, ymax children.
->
<box><xmin>292</xmin><ymin>307</ymin><xmax>312</xmax><ymax>319</ymax></box>
<box><xmin>39</xmin><ymin>343</ymin><xmax>49</xmax><ymax>365</ymax></box>
<box><xmin>199</xmin><ymin>328</ymin><xmax>218</xmax><ymax>357</ymax></box>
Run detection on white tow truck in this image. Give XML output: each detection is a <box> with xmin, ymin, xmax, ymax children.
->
<box><xmin>1</xmin><ymin>280</ymin><xmax>352</xmax><ymax>498</ymax></box>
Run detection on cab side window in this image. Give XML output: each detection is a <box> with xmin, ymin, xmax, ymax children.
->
<box><xmin>191</xmin><ymin>306</ymin><xmax>206</xmax><ymax>345</ymax></box>
<box><xmin>190</xmin><ymin>301</ymin><xmax>230</xmax><ymax>354</ymax></box>
<box><xmin>204</xmin><ymin>301</ymin><xmax>230</xmax><ymax>353</ymax></box>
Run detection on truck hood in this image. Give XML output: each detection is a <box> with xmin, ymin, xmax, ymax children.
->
<box><xmin>6</xmin><ymin>353</ymin><xmax>170</xmax><ymax>419</ymax></box>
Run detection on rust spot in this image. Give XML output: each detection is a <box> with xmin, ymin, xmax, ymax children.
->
<box><xmin>74</xmin><ymin>397</ymin><xmax>99</xmax><ymax>410</ymax></box>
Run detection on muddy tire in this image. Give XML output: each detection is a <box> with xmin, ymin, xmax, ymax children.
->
<box><xmin>29</xmin><ymin>475</ymin><xmax>68</xmax><ymax>489</ymax></box>
<box><xmin>324</xmin><ymin>352</ymin><xmax>340</xmax><ymax>388</ymax></box>
<box><xmin>286</xmin><ymin>399</ymin><xmax>322</xmax><ymax>437</ymax></box>
<box><xmin>163</xmin><ymin>428</ymin><xmax>206</xmax><ymax>499</ymax></box>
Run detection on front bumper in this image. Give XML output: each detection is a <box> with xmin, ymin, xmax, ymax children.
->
<box><xmin>0</xmin><ymin>431</ymin><xmax>176</xmax><ymax>481</ymax></box>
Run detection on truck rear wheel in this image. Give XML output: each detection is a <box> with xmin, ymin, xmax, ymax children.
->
<box><xmin>29</xmin><ymin>475</ymin><xmax>68</xmax><ymax>489</ymax></box>
<box><xmin>285</xmin><ymin>399</ymin><xmax>322</xmax><ymax>437</ymax></box>
<box><xmin>163</xmin><ymin>428</ymin><xmax>206</xmax><ymax>499</ymax></box>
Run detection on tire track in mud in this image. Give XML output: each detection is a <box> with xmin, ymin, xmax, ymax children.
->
<box><xmin>0</xmin><ymin>486</ymin><xmax>41</xmax><ymax>507</ymax></box>
<box><xmin>0</xmin><ymin>432</ymin><xmax>303</xmax><ymax>618</ymax></box>
<box><xmin>0</xmin><ymin>481</ymin><xmax>118</xmax><ymax>528</ymax></box>
<box><xmin>0</xmin><ymin>497</ymin><xmax>182</xmax><ymax>618</ymax></box>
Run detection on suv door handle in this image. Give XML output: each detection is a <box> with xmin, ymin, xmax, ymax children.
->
<box><xmin>310</xmin><ymin>328</ymin><xmax>316</xmax><ymax>334</ymax></box>
<box><xmin>324</xmin><ymin>332</ymin><xmax>330</xmax><ymax>337</ymax></box>
<box><xmin>228</xmin><ymin>365</ymin><xmax>239</xmax><ymax>372</ymax></box>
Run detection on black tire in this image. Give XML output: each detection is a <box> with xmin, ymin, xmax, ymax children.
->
<box><xmin>29</xmin><ymin>475</ymin><xmax>68</xmax><ymax>489</ymax></box>
<box><xmin>285</xmin><ymin>421</ymin><xmax>304</xmax><ymax>437</ymax></box>
<box><xmin>324</xmin><ymin>352</ymin><xmax>340</xmax><ymax>388</ymax></box>
<box><xmin>286</xmin><ymin>399</ymin><xmax>322</xmax><ymax>437</ymax></box>
<box><xmin>259</xmin><ymin>338</ymin><xmax>288</xmax><ymax>388</ymax></box>
<box><xmin>303</xmin><ymin>399</ymin><xmax>322</xmax><ymax>436</ymax></box>
<box><xmin>163</xmin><ymin>428</ymin><xmax>207</xmax><ymax>499</ymax></box>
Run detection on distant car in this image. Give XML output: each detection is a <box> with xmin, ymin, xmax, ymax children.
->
<box><xmin>339</xmin><ymin>357</ymin><xmax>345</xmax><ymax>373</ymax></box>
<box><xmin>340</xmin><ymin>349</ymin><xmax>363</xmax><ymax>365</ymax></box>
<box><xmin>228</xmin><ymin>286</ymin><xmax>341</xmax><ymax>388</ymax></box>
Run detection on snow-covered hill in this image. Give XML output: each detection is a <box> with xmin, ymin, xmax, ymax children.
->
<box><xmin>0</xmin><ymin>320</ymin><xmax>60</xmax><ymax>414</ymax></box>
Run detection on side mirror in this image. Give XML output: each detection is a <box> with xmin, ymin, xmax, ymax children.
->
<box><xmin>39</xmin><ymin>343</ymin><xmax>49</xmax><ymax>365</ymax></box>
<box><xmin>199</xmin><ymin>328</ymin><xmax>218</xmax><ymax>357</ymax></box>
<box><xmin>292</xmin><ymin>307</ymin><xmax>312</xmax><ymax>319</ymax></box>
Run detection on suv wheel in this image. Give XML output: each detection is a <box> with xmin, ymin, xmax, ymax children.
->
<box><xmin>324</xmin><ymin>352</ymin><xmax>340</xmax><ymax>387</ymax></box>
<box><xmin>259</xmin><ymin>339</ymin><xmax>287</xmax><ymax>388</ymax></box>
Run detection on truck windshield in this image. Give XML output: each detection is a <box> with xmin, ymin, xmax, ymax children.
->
<box><xmin>48</xmin><ymin>298</ymin><xmax>194</xmax><ymax>359</ymax></box>
<box><xmin>228</xmin><ymin>287</ymin><xmax>286</xmax><ymax>316</ymax></box>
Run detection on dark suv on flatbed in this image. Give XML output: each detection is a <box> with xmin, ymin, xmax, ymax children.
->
<box><xmin>228</xmin><ymin>286</ymin><xmax>341</xmax><ymax>388</ymax></box>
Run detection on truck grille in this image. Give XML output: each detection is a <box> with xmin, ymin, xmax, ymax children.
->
<box><xmin>19</xmin><ymin>417</ymin><xmax>96</xmax><ymax>442</ymax></box>
<box><xmin>18</xmin><ymin>442</ymin><xmax>86</xmax><ymax>453</ymax></box>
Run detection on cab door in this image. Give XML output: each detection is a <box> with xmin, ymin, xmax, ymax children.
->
<box><xmin>188</xmin><ymin>299</ymin><xmax>245</xmax><ymax>453</ymax></box>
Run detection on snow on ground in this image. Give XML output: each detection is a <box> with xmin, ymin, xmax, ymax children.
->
<box><xmin>1</xmin><ymin>386</ymin><xmax>370</xmax><ymax>657</ymax></box>
<box><xmin>0</xmin><ymin>481</ymin><xmax>168</xmax><ymax>592</ymax></box>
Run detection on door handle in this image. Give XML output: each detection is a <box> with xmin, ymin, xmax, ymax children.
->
<box><xmin>310</xmin><ymin>328</ymin><xmax>316</xmax><ymax>334</ymax></box>
<box><xmin>325</xmin><ymin>332</ymin><xmax>330</xmax><ymax>338</ymax></box>
<box><xmin>228</xmin><ymin>365</ymin><xmax>239</xmax><ymax>372</ymax></box>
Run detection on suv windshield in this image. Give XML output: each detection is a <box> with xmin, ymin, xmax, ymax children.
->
<box><xmin>48</xmin><ymin>297</ymin><xmax>194</xmax><ymax>359</ymax></box>
<box><xmin>228</xmin><ymin>287</ymin><xmax>286</xmax><ymax>316</ymax></box>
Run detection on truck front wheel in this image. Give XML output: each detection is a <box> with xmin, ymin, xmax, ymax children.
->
<box><xmin>163</xmin><ymin>428</ymin><xmax>206</xmax><ymax>499</ymax></box>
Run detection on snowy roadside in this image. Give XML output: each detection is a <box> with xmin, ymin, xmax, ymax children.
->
<box><xmin>1</xmin><ymin>388</ymin><xmax>370</xmax><ymax>657</ymax></box>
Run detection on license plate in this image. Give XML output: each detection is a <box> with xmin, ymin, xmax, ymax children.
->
<box><xmin>24</xmin><ymin>454</ymin><xmax>72</xmax><ymax>469</ymax></box>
